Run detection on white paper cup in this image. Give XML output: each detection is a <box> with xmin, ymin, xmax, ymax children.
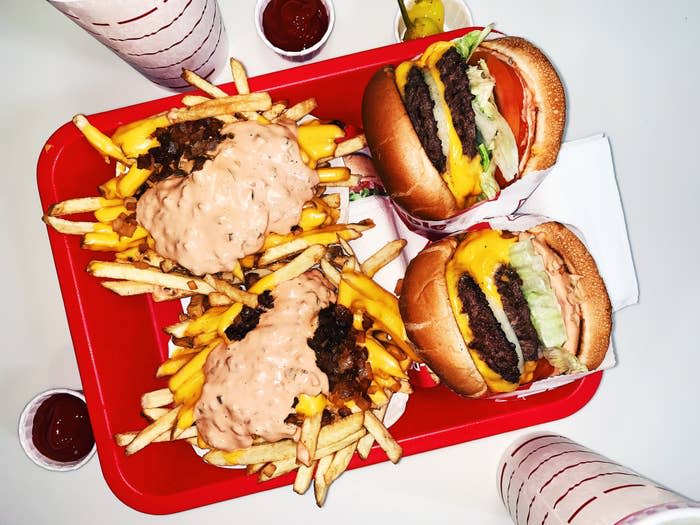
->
<box><xmin>497</xmin><ymin>432</ymin><xmax>698</xmax><ymax>525</ymax></box>
<box><xmin>394</xmin><ymin>0</ymin><xmax>473</xmax><ymax>43</ymax></box>
<box><xmin>19</xmin><ymin>388</ymin><xmax>96</xmax><ymax>471</ymax></box>
<box><xmin>47</xmin><ymin>0</ymin><xmax>229</xmax><ymax>90</ymax></box>
<box><xmin>254</xmin><ymin>0</ymin><xmax>335</xmax><ymax>62</ymax></box>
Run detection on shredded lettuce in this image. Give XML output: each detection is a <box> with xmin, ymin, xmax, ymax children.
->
<box><xmin>478</xmin><ymin>143</ymin><xmax>490</xmax><ymax>171</ymax></box>
<box><xmin>509</xmin><ymin>238</ymin><xmax>567</xmax><ymax>348</ymax></box>
<box><xmin>467</xmin><ymin>60</ymin><xmax>519</xmax><ymax>182</ymax></box>
<box><xmin>478</xmin><ymin>149</ymin><xmax>499</xmax><ymax>200</ymax></box>
<box><xmin>454</xmin><ymin>24</ymin><xmax>494</xmax><ymax>62</ymax></box>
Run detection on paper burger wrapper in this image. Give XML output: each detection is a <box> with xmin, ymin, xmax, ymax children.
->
<box><xmin>351</xmin><ymin>135</ymin><xmax>637</xmax><ymax>311</ymax></box>
<box><xmin>48</xmin><ymin>0</ymin><xmax>229</xmax><ymax>90</ymax></box>
<box><xmin>347</xmin><ymin>199</ymin><xmax>613</xmax><ymax>396</ymax></box>
<box><xmin>393</xmin><ymin>166</ymin><xmax>551</xmax><ymax>238</ymax></box>
<box><xmin>498</xmin><ymin>432</ymin><xmax>699</xmax><ymax>525</ymax></box>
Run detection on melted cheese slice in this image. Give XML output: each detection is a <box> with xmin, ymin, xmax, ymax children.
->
<box><xmin>445</xmin><ymin>230</ymin><xmax>522</xmax><ymax>392</ymax></box>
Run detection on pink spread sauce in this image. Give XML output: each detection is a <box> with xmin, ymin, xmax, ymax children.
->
<box><xmin>529</xmin><ymin>234</ymin><xmax>582</xmax><ymax>356</ymax></box>
<box><xmin>196</xmin><ymin>271</ymin><xmax>335</xmax><ymax>451</ymax></box>
<box><xmin>136</xmin><ymin>120</ymin><xmax>318</xmax><ymax>276</ymax></box>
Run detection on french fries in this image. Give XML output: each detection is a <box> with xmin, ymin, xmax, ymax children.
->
<box><xmin>48</xmin><ymin>196</ymin><xmax>121</xmax><ymax>217</ymax></box>
<box><xmin>357</xmin><ymin>401</ymin><xmax>390</xmax><ymax>459</ymax></box>
<box><xmin>282</xmin><ymin>98</ymin><xmax>318</xmax><ymax>122</ymax></box>
<box><xmin>46</xmin><ymin>53</ymin><xmax>415</xmax><ymax>507</ymax></box>
<box><xmin>141</xmin><ymin>388</ymin><xmax>173</xmax><ymax>409</ymax></box>
<box><xmin>202</xmin><ymin>274</ymin><xmax>257</xmax><ymax>308</ymax></box>
<box><xmin>125</xmin><ymin>407</ymin><xmax>179</xmax><ymax>455</ymax></box>
<box><xmin>72</xmin><ymin>114</ymin><xmax>131</xmax><ymax>164</ymax></box>
<box><xmin>167</xmin><ymin>92</ymin><xmax>272</xmax><ymax>123</ymax></box>
<box><xmin>101</xmin><ymin>280</ymin><xmax>155</xmax><ymax>297</ymax></box>
<box><xmin>325</xmin><ymin>441</ymin><xmax>357</xmax><ymax>485</ymax></box>
<box><xmin>114</xmin><ymin>233</ymin><xmax>412</xmax><ymax>504</ymax></box>
<box><xmin>314</xmin><ymin>455</ymin><xmax>334</xmax><ymax>507</ymax></box>
<box><xmin>363</xmin><ymin>411</ymin><xmax>402</xmax><ymax>464</ymax></box>
<box><xmin>87</xmin><ymin>261</ymin><xmax>214</xmax><ymax>294</ymax></box>
<box><xmin>181</xmin><ymin>69</ymin><xmax>228</xmax><ymax>98</ymax></box>
<box><xmin>248</xmin><ymin>244</ymin><xmax>326</xmax><ymax>294</ymax></box>
<box><xmin>262</xmin><ymin>102</ymin><xmax>287</xmax><ymax>121</ymax></box>
<box><xmin>298</xmin><ymin>412</ymin><xmax>322</xmax><ymax>467</ymax></box>
<box><xmin>43</xmin><ymin>215</ymin><xmax>98</xmax><ymax>235</ymax></box>
<box><xmin>229</xmin><ymin>58</ymin><xmax>250</xmax><ymax>95</ymax></box>
<box><xmin>361</xmin><ymin>239</ymin><xmax>407</xmax><ymax>278</ymax></box>
<box><xmin>293</xmin><ymin>462</ymin><xmax>316</xmax><ymax>495</ymax></box>
<box><xmin>333</xmin><ymin>135</ymin><xmax>367</xmax><ymax>158</ymax></box>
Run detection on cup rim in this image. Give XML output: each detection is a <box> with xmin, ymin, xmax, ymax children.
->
<box><xmin>254</xmin><ymin>0</ymin><xmax>335</xmax><ymax>58</ymax></box>
<box><xmin>18</xmin><ymin>388</ymin><xmax>96</xmax><ymax>472</ymax></box>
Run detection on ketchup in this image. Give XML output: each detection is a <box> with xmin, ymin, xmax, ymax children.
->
<box><xmin>262</xmin><ymin>0</ymin><xmax>329</xmax><ymax>52</ymax></box>
<box><xmin>32</xmin><ymin>393</ymin><xmax>94</xmax><ymax>462</ymax></box>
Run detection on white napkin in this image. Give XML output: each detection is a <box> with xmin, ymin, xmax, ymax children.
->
<box><xmin>518</xmin><ymin>134</ymin><xmax>638</xmax><ymax>311</ymax></box>
<box><xmin>348</xmin><ymin>134</ymin><xmax>639</xmax><ymax>314</ymax></box>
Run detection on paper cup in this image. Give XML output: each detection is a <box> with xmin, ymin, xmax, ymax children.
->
<box><xmin>19</xmin><ymin>388</ymin><xmax>96</xmax><ymax>471</ymax></box>
<box><xmin>394</xmin><ymin>0</ymin><xmax>473</xmax><ymax>43</ymax></box>
<box><xmin>497</xmin><ymin>432</ymin><xmax>699</xmax><ymax>525</ymax></box>
<box><xmin>47</xmin><ymin>0</ymin><xmax>229</xmax><ymax>90</ymax></box>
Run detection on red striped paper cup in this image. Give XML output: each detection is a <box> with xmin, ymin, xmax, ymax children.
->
<box><xmin>497</xmin><ymin>432</ymin><xmax>699</xmax><ymax>525</ymax></box>
<box><xmin>47</xmin><ymin>0</ymin><xmax>229</xmax><ymax>90</ymax></box>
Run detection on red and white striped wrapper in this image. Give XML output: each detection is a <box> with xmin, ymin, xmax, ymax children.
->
<box><xmin>497</xmin><ymin>432</ymin><xmax>699</xmax><ymax>525</ymax></box>
<box><xmin>47</xmin><ymin>0</ymin><xmax>229</xmax><ymax>90</ymax></box>
<box><xmin>393</xmin><ymin>167</ymin><xmax>550</xmax><ymax>238</ymax></box>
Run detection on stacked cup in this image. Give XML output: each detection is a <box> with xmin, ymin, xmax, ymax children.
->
<box><xmin>47</xmin><ymin>0</ymin><xmax>229</xmax><ymax>90</ymax></box>
<box><xmin>498</xmin><ymin>432</ymin><xmax>699</xmax><ymax>525</ymax></box>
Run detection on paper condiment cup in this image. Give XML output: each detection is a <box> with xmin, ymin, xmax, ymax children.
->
<box><xmin>18</xmin><ymin>388</ymin><xmax>96</xmax><ymax>472</ymax></box>
<box><xmin>254</xmin><ymin>0</ymin><xmax>335</xmax><ymax>62</ymax></box>
<box><xmin>394</xmin><ymin>0</ymin><xmax>473</xmax><ymax>43</ymax></box>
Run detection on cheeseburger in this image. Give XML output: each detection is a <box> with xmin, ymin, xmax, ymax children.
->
<box><xmin>399</xmin><ymin>222</ymin><xmax>612</xmax><ymax>397</ymax></box>
<box><xmin>362</xmin><ymin>27</ymin><xmax>566</xmax><ymax>220</ymax></box>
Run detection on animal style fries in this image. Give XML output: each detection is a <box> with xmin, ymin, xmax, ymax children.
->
<box><xmin>115</xmin><ymin>237</ymin><xmax>412</xmax><ymax>505</ymax></box>
<box><xmin>43</xmin><ymin>61</ymin><xmax>368</xmax><ymax>303</ymax></box>
<box><xmin>43</xmin><ymin>58</ymin><xmax>415</xmax><ymax>506</ymax></box>
<box><xmin>115</xmin><ymin>239</ymin><xmax>413</xmax><ymax>506</ymax></box>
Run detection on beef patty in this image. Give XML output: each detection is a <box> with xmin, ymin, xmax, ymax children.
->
<box><xmin>436</xmin><ymin>47</ymin><xmax>477</xmax><ymax>158</ymax></box>
<box><xmin>457</xmin><ymin>273</ymin><xmax>520</xmax><ymax>384</ymax></box>
<box><xmin>403</xmin><ymin>66</ymin><xmax>446</xmax><ymax>173</ymax></box>
<box><xmin>494</xmin><ymin>265</ymin><xmax>540</xmax><ymax>362</ymax></box>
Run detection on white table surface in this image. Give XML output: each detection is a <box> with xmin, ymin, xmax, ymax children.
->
<box><xmin>2</xmin><ymin>1</ymin><xmax>699</xmax><ymax>523</ymax></box>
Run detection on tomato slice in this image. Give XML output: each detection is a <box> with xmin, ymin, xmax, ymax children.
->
<box><xmin>531</xmin><ymin>358</ymin><xmax>556</xmax><ymax>382</ymax></box>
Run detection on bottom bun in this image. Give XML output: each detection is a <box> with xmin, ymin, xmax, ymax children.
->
<box><xmin>399</xmin><ymin>238</ymin><xmax>488</xmax><ymax>397</ymax></box>
<box><xmin>398</xmin><ymin>222</ymin><xmax>612</xmax><ymax>398</ymax></box>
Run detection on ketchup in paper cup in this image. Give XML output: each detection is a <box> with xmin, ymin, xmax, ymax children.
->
<box><xmin>19</xmin><ymin>388</ymin><xmax>96</xmax><ymax>471</ymax></box>
<box><xmin>255</xmin><ymin>0</ymin><xmax>335</xmax><ymax>61</ymax></box>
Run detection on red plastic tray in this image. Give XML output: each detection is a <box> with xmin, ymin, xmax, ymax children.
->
<box><xmin>37</xmin><ymin>28</ymin><xmax>601</xmax><ymax>515</ymax></box>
